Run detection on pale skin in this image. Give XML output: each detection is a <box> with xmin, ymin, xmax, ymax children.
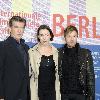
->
<box><xmin>65</xmin><ymin>30</ymin><xmax>78</xmax><ymax>48</ymax></box>
<box><xmin>37</xmin><ymin>29</ymin><xmax>53</xmax><ymax>56</ymax></box>
<box><xmin>0</xmin><ymin>21</ymin><xmax>25</xmax><ymax>100</ymax></box>
<box><xmin>9</xmin><ymin>21</ymin><xmax>25</xmax><ymax>43</ymax></box>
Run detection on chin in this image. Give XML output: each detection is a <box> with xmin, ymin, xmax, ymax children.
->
<box><xmin>16</xmin><ymin>37</ymin><xmax>21</xmax><ymax>41</ymax></box>
<box><xmin>68</xmin><ymin>45</ymin><xmax>75</xmax><ymax>48</ymax></box>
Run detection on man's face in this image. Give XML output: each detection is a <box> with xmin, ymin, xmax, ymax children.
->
<box><xmin>65</xmin><ymin>30</ymin><xmax>78</xmax><ymax>48</ymax></box>
<box><xmin>38</xmin><ymin>29</ymin><xmax>51</xmax><ymax>45</ymax></box>
<box><xmin>9</xmin><ymin>21</ymin><xmax>25</xmax><ymax>42</ymax></box>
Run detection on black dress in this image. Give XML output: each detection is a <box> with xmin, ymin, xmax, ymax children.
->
<box><xmin>38</xmin><ymin>55</ymin><xmax>56</xmax><ymax>100</ymax></box>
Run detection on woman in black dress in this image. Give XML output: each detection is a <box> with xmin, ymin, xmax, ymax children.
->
<box><xmin>29</xmin><ymin>25</ymin><xmax>61</xmax><ymax>100</ymax></box>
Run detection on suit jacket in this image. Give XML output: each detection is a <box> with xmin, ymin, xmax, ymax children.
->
<box><xmin>58</xmin><ymin>43</ymin><xmax>95</xmax><ymax>100</ymax></box>
<box><xmin>0</xmin><ymin>36</ymin><xmax>30</xmax><ymax>100</ymax></box>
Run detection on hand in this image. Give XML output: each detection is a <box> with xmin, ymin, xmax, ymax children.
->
<box><xmin>0</xmin><ymin>99</ymin><xmax>4</xmax><ymax>100</ymax></box>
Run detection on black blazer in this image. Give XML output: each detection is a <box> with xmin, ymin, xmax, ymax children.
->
<box><xmin>0</xmin><ymin>37</ymin><xmax>30</xmax><ymax>100</ymax></box>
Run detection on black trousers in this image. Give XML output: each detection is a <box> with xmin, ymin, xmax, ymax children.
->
<box><xmin>39</xmin><ymin>92</ymin><xmax>56</xmax><ymax>100</ymax></box>
<box><xmin>61</xmin><ymin>94</ymin><xmax>86</xmax><ymax>100</ymax></box>
<box><xmin>27</xmin><ymin>88</ymin><xmax>31</xmax><ymax>100</ymax></box>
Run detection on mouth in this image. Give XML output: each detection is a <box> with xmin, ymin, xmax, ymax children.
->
<box><xmin>17</xmin><ymin>34</ymin><xmax>22</xmax><ymax>36</ymax></box>
<box><xmin>43</xmin><ymin>40</ymin><xmax>47</xmax><ymax>42</ymax></box>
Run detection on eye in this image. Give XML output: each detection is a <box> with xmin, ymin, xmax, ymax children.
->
<box><xmin>13</xmin><ymin>26</ymin><xmax>24</xmax><ymax>29</ymax></box>
<box><xmin>46</xmin><ymin>34</ymin><xmax>49</xmax><ymax>36</ymax></box>
<box><xmin>74</xmin><ymin>35</ymin><xmax>77</xmax><ymax>37</ymax></box>
<box><xmin>13</xmin><ymin>26</ymin><xmax>19</xmax><ymax>28</ymax></box>
<box><xmin>39</xmin><ymin>34</ymin><xmax>43</xmax><ymax>36</ymax></box>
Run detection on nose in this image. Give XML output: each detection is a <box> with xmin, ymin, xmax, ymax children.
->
<box><xmin>43</xmin><ymin>35</ymin><xmax>46</xmax><ymax>40</ymax></box>
<box><xmin>70</xmin><ymin>37</ymin><xmax>74</xmax><ymax>40</ymax></box>
<box><xmin>17</xmin><ymin>29</ymin><xmax>22</xmax><ymax>33</ymax></box>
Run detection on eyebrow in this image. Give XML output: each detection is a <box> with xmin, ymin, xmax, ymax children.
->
<box><xmin>13</xmin><ymin>25</ymin><xmax>24</xmax><ymax>28</ymax></box>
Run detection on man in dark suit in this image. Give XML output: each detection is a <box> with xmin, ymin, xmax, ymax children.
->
<box><xmin>0</xmin><ymin>16</ymin><xmax>30</xmax><ymax>100</ymax></box>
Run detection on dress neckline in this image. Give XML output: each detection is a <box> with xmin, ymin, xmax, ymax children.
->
<box><xmin>42</xmin><ymin>55</ymin><xmax>53</xmax><ymax>57</ymax></box>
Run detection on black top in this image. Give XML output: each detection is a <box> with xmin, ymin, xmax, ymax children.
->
<box><xmin>61</xmin><ymin>44</ymin><xmax>83</xmax><ymax>94</ymax></box>
<box><xmin>38</xmin><ymin>55</ymin><xmax>56</xmax><ymax>94</ymax></box>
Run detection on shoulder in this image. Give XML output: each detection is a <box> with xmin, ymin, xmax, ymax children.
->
<box><xmin>20</xmin><ymin>38</ymin><xmax>29</xmax><ymax>49</ymax></box>
<box><xmin>57</xmin><ymin>47</ymin><xmax>64</xmax><ymax>54</ymax></box>
<box><xmin>79</xmin><ymin>47</ymin><xmax>92</xmax><ymax>57</ymax></box>
<box><xmin>0</xmin><ymin>41</ymin><xmax>4</xmax><ymax>49</ymax></box>
<box><xmin>28</xmin><ymin>43</ymin><xmax>38</xmax><ymax>53</ymax></box>
<box><xmin>24</xmin><ymin>43</ymin><xmax>29</xmax><ymax>50</ymax></box>
<box><xmin>0</xmin><ymin>40</ymin><xmax>8</xmax><ymax>49</ymax></box>
<box><xmin>0</xmin><ymin>40</ymin><xmax>8</xmax><ymax>55</ymax></box>
<box><xmin>58</xmin><ymin>47</ymin><xmax>64</xmax><ymax>51</ymax></box>
<box><xmin>80</xmin><ymin>47</ymin><xmax>91</xmax><ymax>53</ymax></box>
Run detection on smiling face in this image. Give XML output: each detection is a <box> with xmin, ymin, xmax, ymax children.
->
<box><xmin>9</xmin><ymin>21</ymin><xmax>25</xmax><ymax>42</ymax></box>
<box><xmin>38</xmin><ymin>29</ymin><xmax>51</xmax><ymax>45</ymax></box>
<box><xmin>65</xmin><ymin>30</ymin><xmax>78</xmax><ymax>48</ymax></box>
